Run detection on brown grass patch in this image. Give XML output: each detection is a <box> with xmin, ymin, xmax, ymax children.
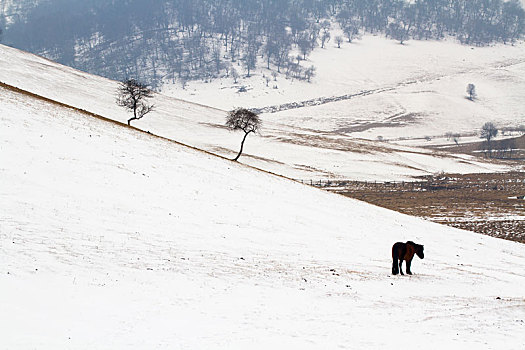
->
<box><xmin>434</xmin><ymin>135</ymin><xmax>525</xmax><ymax>162</ymax></box>
<box><xmin>331</xmin><ymin>172</ymin><xmax>525</xmax><ymax>243</ymax></box>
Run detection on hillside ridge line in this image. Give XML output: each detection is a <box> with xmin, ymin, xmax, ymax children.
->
<box><xmin>0</xmin><ymin>80</ymin><xmax>311</xmax><ymax>186</ymax></box>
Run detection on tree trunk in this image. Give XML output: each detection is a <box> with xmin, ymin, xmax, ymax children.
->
<box><xmin>128</xmin><ymin>104</ymin><xmax>138</xmax><ymax>125</ymax></box>
<box><xmin>233</xmin><ymin>132</ymin><xmax>250</xmax><ymax>161</ymax></box>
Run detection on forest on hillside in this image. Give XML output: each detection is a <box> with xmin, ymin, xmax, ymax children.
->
<box><xmin>2</xmin><ymin>0</ymin><xmax>524</xmax><ymax>88</ymax></box>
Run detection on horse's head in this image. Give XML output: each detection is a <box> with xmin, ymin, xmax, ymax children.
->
<box><xmin>416</xmin><ymin>245</ymin><xmax>424</xmax><ymax>259</ymax></box>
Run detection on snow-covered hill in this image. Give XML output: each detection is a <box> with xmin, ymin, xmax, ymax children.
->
<box><xmin>164</xmin><ymin>35</ymin><xmax>525</xmax><ymax>144</ymax></box>
<box><xmin>2</xmin><ymin>73</ymin><xmax>525</xmax><ymax>348</ymax></box>
<box><xmin>0</xmin><ymin>43</ymin><xmax>514</xmax><ymax>182</ymax></box>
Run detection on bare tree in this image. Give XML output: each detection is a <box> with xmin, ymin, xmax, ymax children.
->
<box><xmin>506</xmin><ymin>138</ymin><xmax>517</xmax><ymax>158</ymax></box>
<box><xmin>388</xmin><ymin>8</ymin><xmax>414</xmax><ymax>45</ymax></box>
<box><xmin>304</xmin><ymin>65</ymin><xmax>316</xmax><ymax>82</ymax></box>
<box><xmin>180</xmin><ymin>76</ymin><xmax>188</xmax><ymax>90</ymax></box>
<box><xmin>480</xmin><ymin>122</ymin><xmax>498</xmax><ymax>157</ymax></box>
<box><xmin>466</xmin><ymin>83</ymin><xmax>477</xmax><ymax>100</ymax></box>
<box><xmin>273</xmin><ymin>33</ymin><xmax>292</xmax><ymax>73</ymax></box>
<box><xmin>231</xmin><ymin>67</ymin><xmax>240</xmax><ymax>83</ymax></box>
<box><xmin>481</xmin><ymin>122</ymin><xmax>498</xmax><ymax>142</ymax></box>
<box><xmin>297</xmin><ymin>33</ymin><xmax>313</xmax><ymax>60</ymax></box>
<box><xmin>335</xmin><ymin>35</ymin><xmax>344</xmax><ymax>48</ymax></box>
<box><xmin>343</xmin><ymin>21</ymin><xmax>361</xmax><ymax>43</ymax></box>
<box><xmin>116</xmin><ymin>79</ymin><xmax>155</xmax><ymax>126</ymax></box>
<box><xmin>242</xmin><ymin>49</ymin><xmax>257</xmax><ymax>77</ymax></box>
<box><xmin>452</xmin><ymin>134</ymin><xmax>461</xmax><ymax>146</ymax></box>
<box><xmin>320</xmin><ymin>30</ymin><xmax>331</xmax><ymax>48</ymax></box>
<box><xmin>495</xmin><ymin>138</ymin><xmax>517</xmax><ymax>159</ymax></box>
<box><xmin>226</xmin><ymin>108</ymin><xmax>261</xmax><ymax>161</ymax></box>
<box><xmin>446</xmin><ymin>132</ymin><xmax>461</xmax><ymax>146</ymax></box>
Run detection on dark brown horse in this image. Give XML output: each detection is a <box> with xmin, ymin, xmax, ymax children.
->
<box><xmin>392</xmin><ymin>241</ymin><xmax>424</xmax><ymax>275</ymax></box>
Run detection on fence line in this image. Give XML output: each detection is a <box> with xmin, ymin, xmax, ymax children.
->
<box><xmin>296</xmin><ymin>179</ymin><xmax>413</xmax><ymax>188</ymax></box>
<box><xmin>296</xmin><ymin>176</ymin><xmax>523</xmax><ymax>191</ymax></box>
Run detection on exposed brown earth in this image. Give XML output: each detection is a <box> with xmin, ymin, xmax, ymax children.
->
<box><xmin>324</xmin><ymin>172</ymin><xmax>524</xmax><ymax>243</ymax></box>
<box><xmin>433</xmin><ymin>134</ymin><xmax>525</xmax><ymax>161</ymax></box>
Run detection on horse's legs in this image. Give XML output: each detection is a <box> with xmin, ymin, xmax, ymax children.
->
<box><xmin>406</xmin><ymin>259</ymin><xmax>412</xmax><ymax>275</ymax></box>
<box><xmin>392</xmin><ymin>258</ymin><xmax>399</xmax><ymax>275</ymax></box>
<box><xmin>399</xmin><ymin>260</ymin><xmax>404</xmax><ymax>275</ymax></box>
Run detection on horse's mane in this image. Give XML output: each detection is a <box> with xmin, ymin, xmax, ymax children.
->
<box><xmin>406</xmin><ymin>241</ymin><xmax>423</xmax><ymax>250</ymax></box>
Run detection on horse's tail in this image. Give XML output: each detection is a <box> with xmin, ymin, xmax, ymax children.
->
<box><xmin>392</xmin><ymin>244</ymin><xmax>399</xmax><ymax>275</ymax></box>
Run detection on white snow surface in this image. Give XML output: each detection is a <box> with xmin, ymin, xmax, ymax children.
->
<box><xmin>164</xmin><ymin>35</ymin><xmax>525</xmax><ymax>143</ymax></box>
<box><xmin>1</xmin><ymin>77</ymin><xmax>525</xmax><ymax>348</ymax></box>
<box><xmin>0</xmin><ymin>43</ymin><xmax>515</xmax><ymax>182</ymax></box>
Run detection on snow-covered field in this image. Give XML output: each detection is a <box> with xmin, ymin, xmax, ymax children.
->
<box><xmin>2</xmin><ymin>77</ymin><xmax>525</xmax><ymax>349</ymax></box>
<box><xmin>0</xmin><ymin>43</ymin><xmax>515</xmax><ymax>181</ymax></box>
<box><xmin>164</xmin><ymin>35</ymin><xmax>525</xmax><ymax>143</ymax></box>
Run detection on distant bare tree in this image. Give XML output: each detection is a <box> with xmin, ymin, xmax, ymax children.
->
<box><xmin>507</xmin><ymin>138</ymin><xmax>517</xmax><ymax>158</ymax></box>
<box><xmin>180</xmin><ymin>76</ymin><xmax>188</xmax><ymax>90</ymax></box>
<box><xmin>242</xmin><ymin>48</ymin><xmax>257</xmax><ymax>77</ymax></box>
<box><xmin>304</xmin><ymin>65</ymin><xmax>316</xmax><ymax>82</ymax></box>
<box><xmin>480</xmin><ymin>122</ymin><xmax>498</xmax><ymax>157</ymax></box>
<box><xmin>265</xmin><ymin>75</ymin><xmax>271</xmax><ymax>87</ymax></box>
<box><xmin>297</xmin><ymin>33</ymin><xmax>313</xmax><ymax>60</ymax></box>
<box><xmin>496</xmin><ymin>138</ymin><xmax>517</xmax><ymax>159</ymax></box>
<box><xmin>335</xmin><ymin>35</ymin><xmax>344</xmax><ymax>48</ymax></box>
<box><xmin>231</xmin><ymin>67</ymin><xmax>240</xmax><ymax>83</ymax></box>
<box><xmin>481</xmin><ymin>122</ymin><xmax>498</xmax><ymax>142</ymax></box>
<box><xmin>226</xmin><ymin>108</ymin><xmax>261</xmax><ymax>161</ymax></box>
<box><xmin>116</xmin><ymin>79</ymin><xmax>155</xmax><ymax>126</ymax></box>
<box><xmin>466</xmin><ymin>83</ymin><xmax>477</xmax><ymax>100</ymax></box>
<box><xmin>273</xmin><ymin>33</ymin><xmax>292</xmax><ymax>73</ymax></box>
<box><xmin>452</xmin><ymin>134</ymin><xmax>461</xmax><ymax>146</ymax></box>
<box><xmin>320</xmin><ymin>30</ymin><xmax>331</xmax><ymax>48</ymax></box>
<box><xmin>388</xmin><ymin>9</ymin><xmax>413</xmax><ymax>45</ymax></box>
<box><xmin>446</xmin><ymin>132</ymin><xmax>461</xmax><ymax>146</ymax></box>
<box><xmin>342</xmin><ymin>20</ymin><xmax>361</xmax><ymax>43</ymax></box>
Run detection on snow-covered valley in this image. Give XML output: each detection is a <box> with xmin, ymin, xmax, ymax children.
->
<box><xmin>165</xmin><ymin>35</ymin><xmax>525</xmax><ymax>144</ymax></box>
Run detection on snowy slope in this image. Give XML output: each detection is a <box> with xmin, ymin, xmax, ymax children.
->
<box><xmin>0</xmin><ymin>43</ymin><xmax>513</xmax><ymax>182</ymax></box>
<box><xmin>1</xmin><ymin>80</ymin><xmax>525</xmax><ymax>348</ymax></box>
<box><xmin>164</xmin><ymin>35</ymin><xmax>525</xmax><ymax>143</ymax></box>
